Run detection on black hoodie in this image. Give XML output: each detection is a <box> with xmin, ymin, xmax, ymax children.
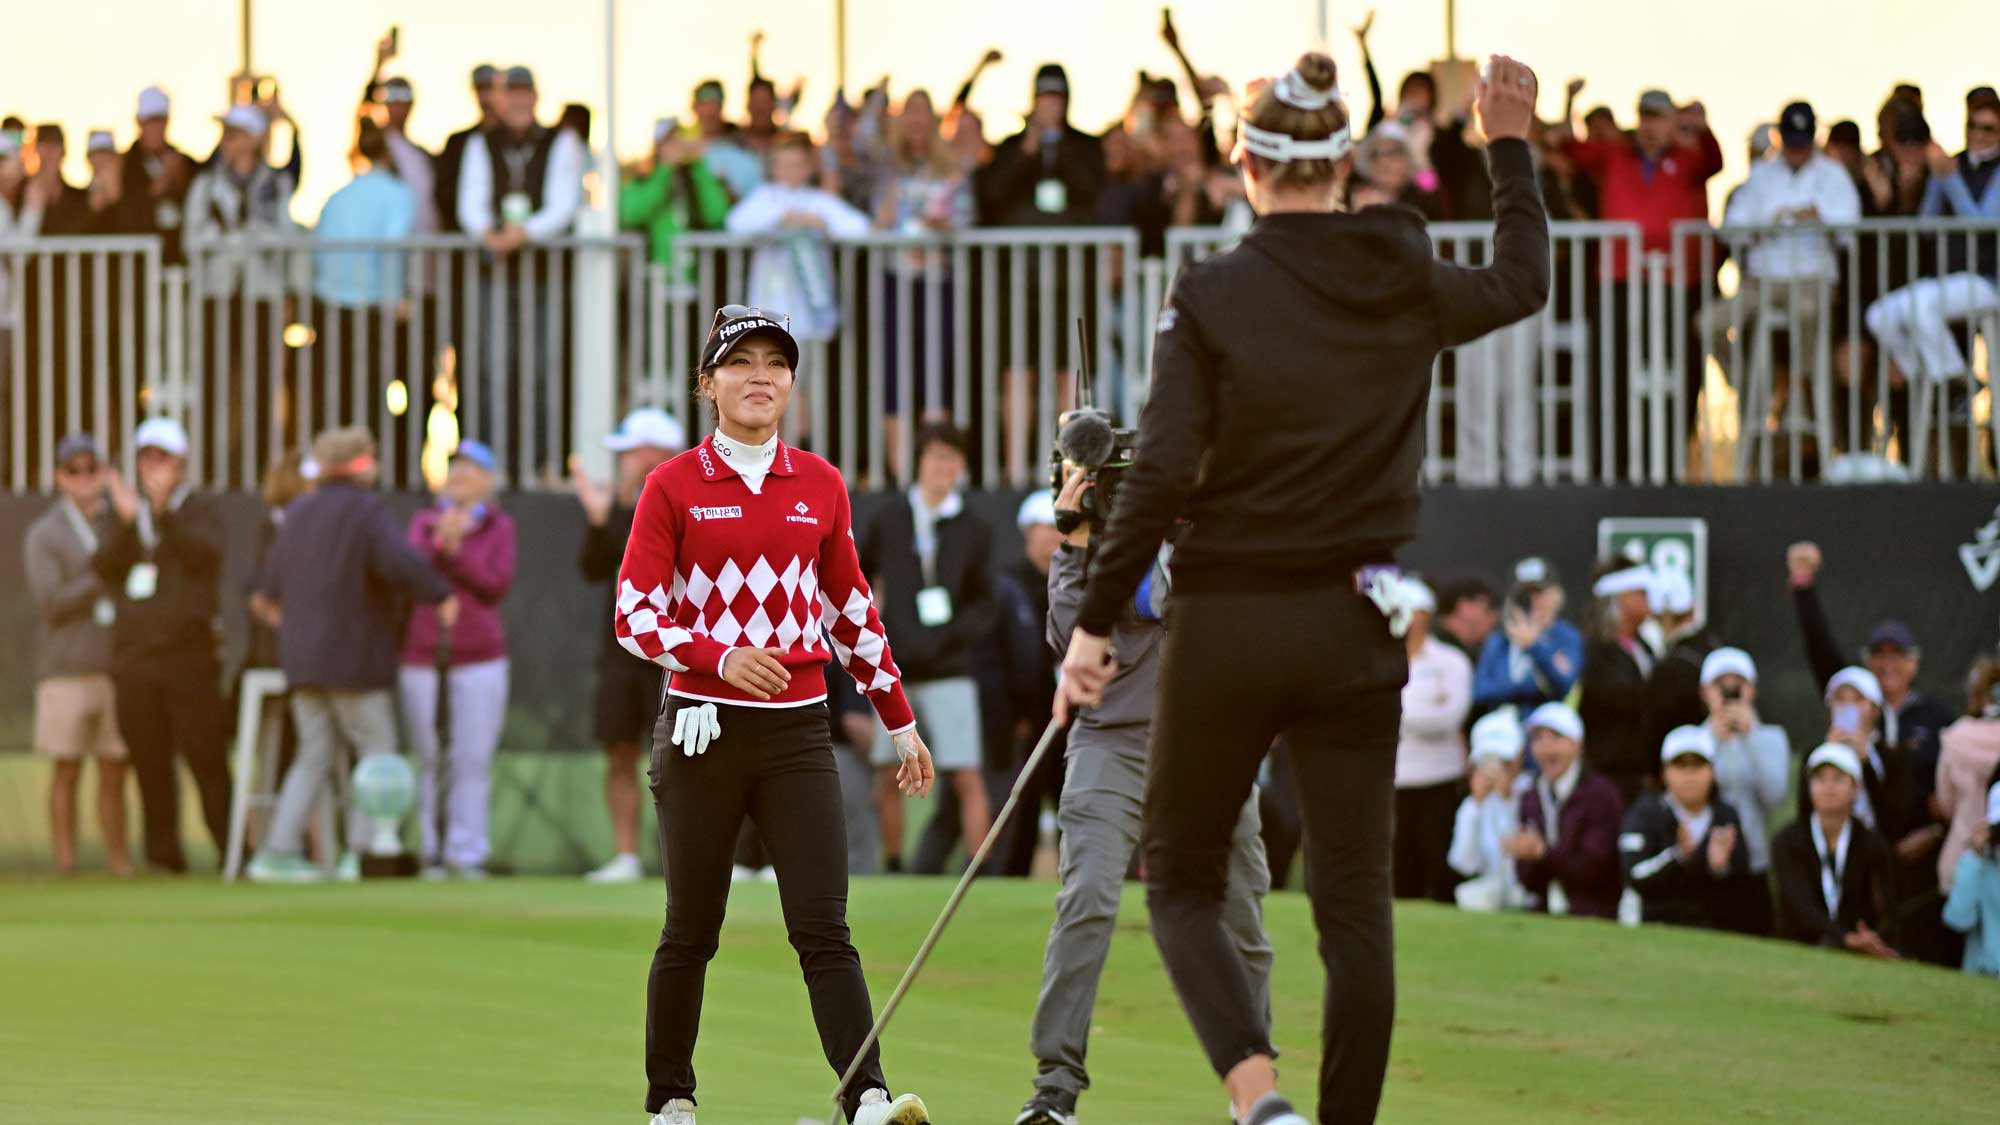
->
<box><xmin>1077</xmin><ymin>138</ymin><xmax>1549</xmax><ymax>635</ymax></box>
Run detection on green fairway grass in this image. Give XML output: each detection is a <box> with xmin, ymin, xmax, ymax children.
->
<box><xmin>2</xmin><ymin>876</ymin><xmax>1996</xmax><ymax>1124</ymax></box>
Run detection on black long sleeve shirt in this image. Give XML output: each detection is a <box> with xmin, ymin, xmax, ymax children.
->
<box><xmin>1077</xmin><ymin>138</ymin><xmax>1549</xmax><ymax>636</ymax></box>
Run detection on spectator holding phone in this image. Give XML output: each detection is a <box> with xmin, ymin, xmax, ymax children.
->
<box><xmin>1619</xmin><ymin>726</ymin><xmax>1755</xmax><ymax>932</ymax></box>
<box><xmin>1474</xmin><ymin>558</ymin><xmax>1584</xmax><ymax>721</ymax></box>
<box><xmin>1698</xmin><ymin>648</ymin><xmax>1790</xmax><ymax>933</ymax></box>
<box><xmin>1509</xmin><ymin>703</ymin><xmax>1625</xmax><ymax>919</ymax></box>
<box><xmin>1772</xmin><ymin>743</ymin><xmax>1898</xmax><ymax>955</ymax></box>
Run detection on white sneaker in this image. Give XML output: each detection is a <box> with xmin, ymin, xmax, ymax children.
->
<box><xmin>586</xmin><ymin>853</ymin><xmax>643</xmax><ymax>884</ymax></box>
<box><xmin>730</xmin><ymin>864</ymin><xmax>759</xmax><ymax>883</ymax></box>
<box><xmin>851</xmin><ymin>1089</ymin><xmax>929</xmax><ymax>1125</ymax></box>
<box><xmin>336</xmin><ymin>852</ymin><xmax>361</xmax><ymax>883</ymax></box>
<box><xmin>651</xmin><ymin>1098</ymin><xmax>697</xmax><ymax>1125</ymax></box>
<box><xmin>245</xmin><ymin>852</ymin><xmax>325</xmax><ymax>884</ymax></box>
<box><xmin>758</xmin><ymin>866</ymin><xmax>779</xmax><ymax>884</ymax></box>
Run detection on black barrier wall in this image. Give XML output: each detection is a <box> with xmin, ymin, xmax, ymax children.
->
<box><xmin>2</xmin><ymin>485</ymin><xmax>1996</xmax><ymax>756</ymax></box>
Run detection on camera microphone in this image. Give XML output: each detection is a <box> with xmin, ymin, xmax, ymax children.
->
<box><xmin>1057</xmin><ymin>409</ymin><xmax>1116</xmax><ymax>472</ymax></box>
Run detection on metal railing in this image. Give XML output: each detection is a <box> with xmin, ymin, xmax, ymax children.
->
<box><xmin>2</xmin><ymin>237</ymin><xmax>162</xmax><ymax>488</ymax></box>
<box><xmin>1675</xmin><ymin>217</ymin><xmax>2000</xmax><ymax>484</ymax></box>
<box><xmin>661</xmin><ymin>228</ymin><xmax>1144</xmax><ymax>489</ymax></box>
<box><xmin>7</xmin><ymin>219</ymin><xmax>2000</xmax><ymax>494</ymax></box>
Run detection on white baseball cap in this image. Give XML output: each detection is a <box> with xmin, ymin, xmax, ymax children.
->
<box><xmin>1825</xmin><ymin>666</ymin><xmax>1884</xmax><ymax>709</ymax></box>
<box><xmin>134</xmin><ymin>416</ymin><xmax>189</xmax><ymax>457</ymax></box>
<box><xmin>137</xmin><ymin>86</ymin><xmax>170</xmax><ymax>121</ymax></box>
<box><xmin>1592</xmin><ymin>561</ymin><xmax>1652</xmax><ymax>599</ymax></box>
<box><xmin>1806</xmin><ymin>743</ymin><xmax>1864</xmax><ymax>784</ymax></box>
<box><xmin>1524</xmin><ymin>702</ymin><xmax>1583</xmax><ymax>743</ymax></box>
<box><xmin>1469</xmin><ymin>710</ymin><xmax>1525</xmax><ymax>763</ymax></box>
<box><xmin>1016</xmin><ymin>489</ymin><xmax>1057</xmax><ymax>530</ymax></box>
<box><xmin>1660</xmin><ymin>724</ymin><xmax>1716</xmax><ymax>764</ymax></box>
<box><xmin>1649</xmin><ymin>568</ymin><xmax>1694</xmax><ymax>615</ymax></box>
<box><xmin>603</xmin><ymin>407</ymin><xmax>686</xmax><ymax>452</ymax></box>
<box><xmin>1700</xmin><ymin>647</ymin><xmax>1757</xmax><ymax>687</ymax></box>
<box><xmin>86</xmin><ymin>130</ymin><xmax>117</xmax><ymax>155</ymax></box>
<box><xmin>216</xmin><ymin>104</ymin><xmax>269</xmax><ymax>141</ymax></box>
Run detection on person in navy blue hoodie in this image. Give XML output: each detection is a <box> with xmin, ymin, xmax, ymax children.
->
<box><xmin>248</xmin><ymin>427</ymin><xmax>453</xmax><ymax>882</ymax></box>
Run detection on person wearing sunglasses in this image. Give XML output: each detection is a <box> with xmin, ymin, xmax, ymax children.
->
<box><xmin>615</xmin><ymin>305</ymin><xmax>935</xmax><ymax>1125</ymax></box>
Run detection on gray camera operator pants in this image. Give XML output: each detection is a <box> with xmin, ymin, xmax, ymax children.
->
<box><xmin>1029</xmin><ymin>723</ymin><xmax>1274</xmax><ymax>1098</ymax></box>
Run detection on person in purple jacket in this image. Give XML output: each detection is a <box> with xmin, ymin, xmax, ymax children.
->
<box><xmin>400</xmin><ymin>440</ymin><xmax>518</xmax><ymax>877</ymax></box>
<box><xmin>1506</xmin><ymin>702</ymin><xmax>1627</xmax><ymax>918</ymax></box>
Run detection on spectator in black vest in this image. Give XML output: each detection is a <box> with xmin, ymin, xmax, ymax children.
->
<box><xmin>857</xmin><ymin>423</ymin><xmax>996</xmax><ymax>872</ymax></box>
<box><xmin>434</xmin><ymin>64</ymin><xmax>499</xmax><ymax>234</ymax></box>
<box><xmin>1620</xmin><ymin>726</ymin><xmax>1755</xmax><ymax>932</ymax></box>
<box><xmin>457</xmin><ymin>66</ymin><xmax>584</xmax><ymax>251</ymax></box>
<box><xmin>90</xmin><ymin>417</ymin><xmax>233</xmax><ymax>873</ymax></box>
<box><xmin>1578</xmin><ymin>556</ymin><xmax>1659</xmax><ymax>804</ymax></box>
<box><xmin>457</xmin><ymin>66</ymin><xmax>584</xmax><ymax>479</ymax></box>
<box><xmin>118</xmin><ymin>87</ymin><xmax>194</xmax><ymax>264</ymax></box>
<box><xmin>1773</xmin><ymin>743</ymin><xmax>1898</xmax><ymax>955</ymax></box>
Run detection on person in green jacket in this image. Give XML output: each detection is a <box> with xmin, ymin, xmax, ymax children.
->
<box><xmin>620</xmin><ymin>119</ymin><xmax>731</xmax><ymax>278</ymax></box>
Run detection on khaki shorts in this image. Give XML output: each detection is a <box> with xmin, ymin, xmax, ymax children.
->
<box><xmin>871</xmin><ymin>676</ymin><xmax>983</xmax><ymax>772</ymax></box>
<box><xmin>35</xmin><ymin>675</ymin><xmax>128</xmax><ymax>762</ymax></box>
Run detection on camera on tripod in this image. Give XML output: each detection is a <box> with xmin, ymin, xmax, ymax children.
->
<box><xmin>1049</xmin><ymin>406</ymin><xmax>1137</xmax><ymax>534</ymax></box>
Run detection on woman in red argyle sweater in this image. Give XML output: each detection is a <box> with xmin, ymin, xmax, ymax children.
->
<box><xmin>616</xmin><ymin>305</ymin><xmax>935</xmax><ymax>1125</ymax></box>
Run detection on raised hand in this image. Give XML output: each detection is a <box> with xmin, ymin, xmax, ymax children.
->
<box><xmin>1474</xmin><ymin>54</ymin><xmax>1539</xmax><ymax>144</ymax></box>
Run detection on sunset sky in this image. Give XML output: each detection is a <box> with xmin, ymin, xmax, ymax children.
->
<box><xmin>11</xmin><ymin>0</ymin><xmax>1995</xmax><ymax>218</ymax></box>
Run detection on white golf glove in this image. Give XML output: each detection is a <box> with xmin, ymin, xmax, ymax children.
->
<box><xmin>1362</xmin><ymin>570</ymin><xmax>1418</xmax><ymax>638</ymax></box>
<box><xmin>892</xmin><ymin>729</ymin><xmax>924</xmax><ymax>769</ymax></box>
<box><xmin>671</xmin><ymin>702</ymin><xmax>722</xmax><ymax>757</ymax></box>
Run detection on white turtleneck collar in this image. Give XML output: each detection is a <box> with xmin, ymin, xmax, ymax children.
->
<box><xmin>713</xmin><ymin>429</ymin><xmax>779</xmax><ymax>494</ymax></box>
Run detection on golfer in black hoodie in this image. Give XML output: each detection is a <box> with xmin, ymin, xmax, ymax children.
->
<box><xmin>1055</xmin><ymin>51</ymin><xmax>1549</xmax><ymax>1125</ymax></box>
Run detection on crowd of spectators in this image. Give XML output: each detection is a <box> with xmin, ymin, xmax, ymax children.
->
<box><xmin>8</xmin><ymin>16</ymin><xmax>2000</xmax><ymax>486</ymax></box>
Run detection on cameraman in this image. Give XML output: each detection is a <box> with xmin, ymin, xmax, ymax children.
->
<box><xmin>1014</xmin><ymin>467</ymin><xmax>1273</xmax><ymax>1125</ymax></box>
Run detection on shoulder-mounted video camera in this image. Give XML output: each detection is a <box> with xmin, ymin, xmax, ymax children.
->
<box><xmin>1048</xmin><ymin>317</ymin><xmax>1135</xmax><ymax>535</ymax></box>
<box><xmin>1049</xmin><ymin>407</ymin><xmax>1137</xmax><ymax>535</ymax></box>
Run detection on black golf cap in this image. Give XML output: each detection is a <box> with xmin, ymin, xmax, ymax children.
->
<box><xmin>699</xmin><ymin>305</ymin><xmax>800</xmax><ymax>373</ymax></box>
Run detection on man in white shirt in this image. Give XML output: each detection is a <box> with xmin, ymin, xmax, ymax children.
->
<box><xmin>455</xmin><ymin>66</ymin><xmax>583</xmax><ymax>249</ymax></box>
<box><xmin>455</xmin><ymin>66</ymin><xmax>584</xmax><ymax>479</ymax></box>
<box><xmin>1705</xmin><ymin>101</ymin><xmax>1861</xmax><ymax>394</ymax></box>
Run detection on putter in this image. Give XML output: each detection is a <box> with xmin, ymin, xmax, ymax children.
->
<box><xmin>804</xmin><ymin>714</ymin><xmax>1071</xmax><ymax>1125</ymax></box>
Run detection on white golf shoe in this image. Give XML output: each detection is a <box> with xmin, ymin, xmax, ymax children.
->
<box><xmin>586</xmin><ymin>853</ymin><xmax>643</xmax><ymax>884</ymax></box>
<box><xmin>650</xmin><ymin>1097</ymin><xmax>697</xmax><ymax>1124</ymax></box>
<box><xmin>850</xmin><ymin>1088</ymin><xmax>929</xmax><ymax>1125</ymax></box>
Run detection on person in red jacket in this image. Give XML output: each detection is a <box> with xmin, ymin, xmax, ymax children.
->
<box><xmin>616</xmin><ymin>305</ymin><xmax>935</xmax><ymax>1125</ymax></box>
<box><xmin>1560</xmin><ymin>85</ymin><xmax>1723</xmax><ymax>481</ymax></box>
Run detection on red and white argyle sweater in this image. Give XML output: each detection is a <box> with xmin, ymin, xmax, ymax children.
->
<box><xmin>614</xmin><ymin>435</ymin><xmax>915</xmax><ymax>734</ymax></box>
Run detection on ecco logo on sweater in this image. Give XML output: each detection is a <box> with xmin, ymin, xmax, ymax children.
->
<box><xmin>689</xmin><ymin>505</ymin><xmax>744</xmax><ymax>522</ymax></box>
<box><xmin>787</xmin><ymin>501</ymin><xmax>818</xmax><ymax>526</ymax></box>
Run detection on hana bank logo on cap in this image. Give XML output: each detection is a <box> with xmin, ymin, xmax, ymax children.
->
<box><xmin>688</xmin><ymin>505</ymin><xmax>743</xmax><ymax>522</ymax></box>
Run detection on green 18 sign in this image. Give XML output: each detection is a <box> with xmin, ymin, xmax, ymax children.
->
<box><xmin>1597</xmin><ymin>518</ymin><xmax>1709</xmax><ymax>625</ymax></box>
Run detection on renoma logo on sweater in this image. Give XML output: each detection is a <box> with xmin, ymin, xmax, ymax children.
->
<box><xmin>689</xmin><ymin>505</ymin><xmax>744</xmax><ymax>522</ymax></box>
<box><xmin>787</xmin><ymin>501</ymin><xmax>818</xmax><ymax>526</ymax></box>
